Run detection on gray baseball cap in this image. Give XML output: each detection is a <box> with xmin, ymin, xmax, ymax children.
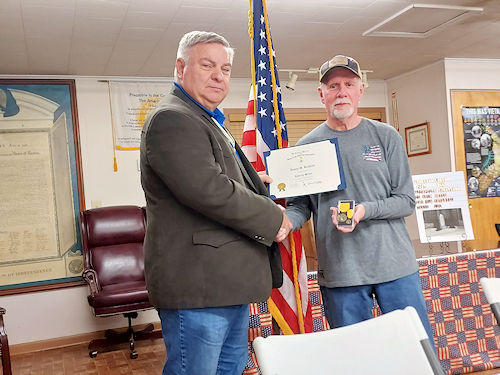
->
<box><xmin>319</xmin><ymin>55</ymin><xmax>362</xmax><ymax>82</ymax></box>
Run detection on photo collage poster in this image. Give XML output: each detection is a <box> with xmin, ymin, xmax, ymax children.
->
<box><xmin>461</xmin><ymin>106</ymin><xmax>500</xmax><ymax>198</ymax></box>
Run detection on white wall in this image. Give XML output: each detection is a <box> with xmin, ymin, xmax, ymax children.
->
<box><xmin>1</xmin><ymin>284</ymin><xmax>160</xmax><ymax>346</ymax></box>
<box><xmin>386</xmin><ymin>60</ymin><xmax>450</xmax><ymax>175</ymax></box>
<box><xmin>77</xmin><ymin>78</ymin><xmax>147</xmax><ymax>208</ymax></box>
<box><xmin>0</xmin><ymin>75</ymin><xmax>387</xmax><ymax>346</ymax></box>
<box><xmin>444</xmin><ymin>58</ymin><xmax>500</xmax><ymax>89</ymax></box>
<box><xmin>385</xmin><ymin>61</ymin><xmax>450</xmax><ymax>251</ymax></box>
<box><xmin>384</xmin><ymin>58</ymin><xmax>500</xmax><ymax>257</ymax></box>
<box><xmin>443</xmin><ymin>58</ymin><xmax>500</xmax><ymax>171</ymax></box>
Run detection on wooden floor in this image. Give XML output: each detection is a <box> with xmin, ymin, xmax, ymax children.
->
<box><xmin>10</xmin><ymin>339</ymin><xmax>165</xmax><ymax>375</ymax></box>
<box><xmin>8</xmin><ymin>338</ymin><xmax>500</xmax><ymax>375</ymax></box>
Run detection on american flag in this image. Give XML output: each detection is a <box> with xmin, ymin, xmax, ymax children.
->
<box><xmin>243</xmin><ymin>0</ymin><xmax>312</xmax><ymax>335</ymax></box>
<box><xmin>362</xmin><ymin>144</ymin><xmax>382</xmax><ymax>162</ymax></box>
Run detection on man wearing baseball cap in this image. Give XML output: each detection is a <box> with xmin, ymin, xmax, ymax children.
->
<box><xmin>285</xmin><ymin>55</ymin><xmax>435</xmax><ymax>348</ymax></box>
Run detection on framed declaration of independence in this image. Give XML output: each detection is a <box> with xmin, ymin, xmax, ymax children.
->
<box><xmin>0</xmin><ymin>79</ymin><xmax>85</xmax><ymax>295</ymax></box>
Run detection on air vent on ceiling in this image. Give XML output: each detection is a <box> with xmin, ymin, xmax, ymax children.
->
<box><xmin>363</xmin><ymin>3</ymin><xmax>483</xmax><ymax>38</ymax></box>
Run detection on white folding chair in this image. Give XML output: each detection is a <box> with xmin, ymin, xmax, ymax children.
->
<box><xmin>252</xmin><ymin>306</ymin><xmax>444</xmax><ymax>375</ymax></box>
<box><xmin>480</xmin><ymin>277</ymin><xmax>500</xmax><ymax>326</ymax></box>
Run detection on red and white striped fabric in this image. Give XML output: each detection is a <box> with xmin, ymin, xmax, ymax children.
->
<box><xmin>241</xmin><ymin>89</ymin><xmax>267</xmax><ymax>172</ymax></box>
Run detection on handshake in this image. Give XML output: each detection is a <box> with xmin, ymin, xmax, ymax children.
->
<box><xmin>259</xmin><ymin>171</ymin><xmax>293</xmax><ymax>243</ymax></box>
<box><xmin>275</xmin><ymin>205</ymin><xmax>292</xmax><ymax>243</ymax></box>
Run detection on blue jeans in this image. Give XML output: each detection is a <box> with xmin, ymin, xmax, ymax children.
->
<box><xmin>320</xmin><ymin>271</ymin><xmax>435</xmax><ymax>348</ymax></box>
<box><xmin>158</xmin><ymin>304</ymin><xmax>250</xmax><ymax>375</ymax></box>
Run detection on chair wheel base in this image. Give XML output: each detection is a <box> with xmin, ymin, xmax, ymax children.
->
<box><xmin>87</xmin><ymin>323</ymin><xmax>162</xmax><ymax>360</ymax></box>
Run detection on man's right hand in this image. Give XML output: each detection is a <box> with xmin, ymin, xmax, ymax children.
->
<box><xmin>275</xmin><ymin>212</ymin><xmax>292</xmax><ymax>242</ymax></box>
<box><xmin>330</xmin><ymin>204</ymin><xmax>365</xmax><ymax>233</ymax></box>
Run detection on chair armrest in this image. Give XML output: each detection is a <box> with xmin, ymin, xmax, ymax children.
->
<box><xmin>0</xmin><ymin>307</ymin><xmax>6</xmax><ymax>336</ymax></box>
<box><xmin>82</xmin><ymin>269</ymin><xmax>101</xmax><ymax>296</ymax></box>
<box><xmin>0</xmin><ymin>306</ymin><xmax>12</xmax><ymax>375</ymax></box>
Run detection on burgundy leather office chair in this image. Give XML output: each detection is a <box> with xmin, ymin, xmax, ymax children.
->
<box><xmin>80</xmin><ymin>205</ymin><xmax>161</xmax><ymax>359</ymax></box>
<box><xmin>0</xmin><ymin>307</ymin><xmax>12</xmax><ymax>375</ymax></box>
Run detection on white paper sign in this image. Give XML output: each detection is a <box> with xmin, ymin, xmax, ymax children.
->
<box><xmin>110</xmin><ymin>81</ymin><xmax>170</xmax><ymax>150</ymax></box>
<box><xmin>412</xmin><ymin>171</ymin><xmax>474</xmax><ymax>243</ymax></box>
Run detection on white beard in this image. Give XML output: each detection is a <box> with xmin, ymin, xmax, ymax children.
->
<box><xmin>331</xmin><ymin>106</ymin><xmax>354</xmax><ymax>120</ymax></box>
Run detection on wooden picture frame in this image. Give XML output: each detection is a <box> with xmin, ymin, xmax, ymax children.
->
<box><xmin>405</xmin><ymin>122</ymin><xmax>431</xmax><ymax>157</ymax></box>
<box><xmin>0</xmin><ymin>79</ymin><xmax>85</xmax><ymax>295</ymax></box>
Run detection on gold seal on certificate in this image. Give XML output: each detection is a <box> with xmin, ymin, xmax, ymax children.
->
<box><xmin>264</xmin><ymin>139</ymin><xmax>346</xmax><ymax>199</ymax></box>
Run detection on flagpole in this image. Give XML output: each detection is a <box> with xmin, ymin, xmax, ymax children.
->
<box><xmin>289</xmin><ymin>234</ymin><xmax>306</xmax><ymax>334</ymax></box>
<box><xmin>248</xmin><ymin>0</ymin><xmax>258</xmax><ymax>128</ymax></box>
<box><xmin>267</xmin><ymin>298</ymin><xmax>294</xmax><ymax>335</ymax></box>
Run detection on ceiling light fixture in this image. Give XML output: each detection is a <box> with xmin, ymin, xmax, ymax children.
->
<box><xmin>285</xmin><ymin>72</ymin><xmax>298</xmax><ymax>90</ymax></box>
<box><xmin>280</xmin><ymin>68</ymin><xmax>318</xmax><ymax>91</ymax></box>
<box><xmin>361</xmin><ymin>70</ymin><xmax>373</xmax><ymax>88</ymax></box>
<box><xmin>363</xmin><ymin>4</ymin><xmax>483</xmax><ymax>38</ymax></box>
<box><xmin>279</xmin><ymin>68</ymin><xmax>373</xmax><ymax>89</ymax></box>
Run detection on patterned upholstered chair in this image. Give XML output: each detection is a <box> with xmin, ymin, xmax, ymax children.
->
<box><xmin>80</xmin><ymin>205</ymin><xmax>161</xmax><ymax>359</ymax></box>
<box><xmin>0</xmin><ymin>307</ymin><xmax>12</xmax><ymax>375</ymax></box>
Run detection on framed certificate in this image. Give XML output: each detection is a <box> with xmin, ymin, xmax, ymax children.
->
<box><xmin>264</xmin><ymin>139</ymin><xmax>346</xmax><ymax>199</ymax></box>
<box><xmin>405</xmin><ymin>122</ymin><xmax>431</xmax><ymax>157</ymax></box>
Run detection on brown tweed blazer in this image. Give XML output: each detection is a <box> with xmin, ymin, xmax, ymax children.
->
<box><xmin>140</xmin><ymin>85</ymin><xmax>283</xmax><ymax>309</ymax></box>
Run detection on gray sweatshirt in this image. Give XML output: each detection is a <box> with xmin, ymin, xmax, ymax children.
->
<box><xmin>286</xmin><ymin>118</ymin><xmax>418</xmax><ymax>288</ymax></box>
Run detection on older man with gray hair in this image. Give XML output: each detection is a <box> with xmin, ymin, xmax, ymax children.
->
<box><xmin>140</xmin><ymin>30</ymin><xmax>292</xmax><ymax>375</ymax></box>
<box><xmin>285</xmin><ymin>55</ymin><xmax>435</xmax><ymax>349</ymax></box>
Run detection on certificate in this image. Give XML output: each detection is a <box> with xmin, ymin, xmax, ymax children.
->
<box><xmin>264</xmin><ymin>139</ymin><xmax>346</xmax><ymax>199</ymax></box>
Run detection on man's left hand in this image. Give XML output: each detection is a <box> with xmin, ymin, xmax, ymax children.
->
<box><xmin>258</xmin><ymin>171</ymin><xmax>272</xmax><ymax>185</ymax></box>
<box><xmin>330</xmin><ymin>204</ymin><xmax>365</xmax><ymax>233</ymax></box>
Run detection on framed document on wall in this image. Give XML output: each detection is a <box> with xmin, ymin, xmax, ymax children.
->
<box><xmin>405</xmin><ymin>122</ymin><xmax>431</xmax><ymax>157</ymax></box>
<box><xmin>0</xmin><ymin>79</ymin><xmax>85</xmax><ymax>295</ymax></box>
